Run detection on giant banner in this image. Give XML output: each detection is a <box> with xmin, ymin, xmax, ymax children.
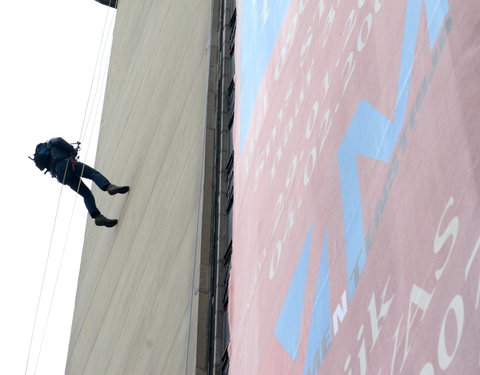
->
<box><xmin>230</xmin><ymin>0</ymin><xmax>480</xmax><ymax>374</ymax></box>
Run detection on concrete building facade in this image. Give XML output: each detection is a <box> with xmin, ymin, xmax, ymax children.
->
<box><xmin>66</xmin><ymin>1</ymin><xmax>235</xmax><ymax>374</ymax></box>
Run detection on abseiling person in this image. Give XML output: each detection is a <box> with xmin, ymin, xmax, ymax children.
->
<box><xmin>30</xmin><ymin>137</ymin><xmax>129</xmax><ymax>228</ymax></box>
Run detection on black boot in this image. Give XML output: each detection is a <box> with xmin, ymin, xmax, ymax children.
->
<box><xmin>95</xmin><ymin>214</ymin><xmax>118</xmax><ymax>228</ymax></box>
<box><xmin>95</xmin><ymin>0</ymin><xmax>117</xmax><ymax>9</ymax></box>
<box><xmin>107</xmin><ymin>184</ymin><xmax>130</xmax><ymax>196</ymax></box>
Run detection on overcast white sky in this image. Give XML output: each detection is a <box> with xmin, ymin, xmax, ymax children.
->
<box><xmin>0</xmin><ymin>1</ymin><xmax>116</xmax><ymax>374</ymax></box>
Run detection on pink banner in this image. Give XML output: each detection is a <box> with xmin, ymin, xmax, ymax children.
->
<box><xmin>231</xmin><ymin>0</ymin><xmax>480</xmax><ymax>374</ymax></box>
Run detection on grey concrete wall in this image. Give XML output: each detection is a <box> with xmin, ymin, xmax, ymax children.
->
<box><xmin>66</xmin><ymin>1</ymin><xmax>214</xmax><ymax>374</ymax></box>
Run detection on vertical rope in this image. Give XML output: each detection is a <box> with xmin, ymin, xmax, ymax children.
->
<box><xmin>78</xmin><ymin>0</ymin><xmax>116</xmax><ymax>143</ymax></box>
<box><xmin>24</xmin><ymin>2</ymin><xmax>117</xmax><ymax>373</ymax></box>
<box><xmin>23</xmin><ymin>160</ymin><xmax>69</xmax><ymax>375</ymax></box>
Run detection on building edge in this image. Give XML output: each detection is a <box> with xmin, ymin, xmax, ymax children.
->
<box><xmin>197</xmin><ymin>0</ymin><xmax>236</xmax><ymax>374</ymax></box>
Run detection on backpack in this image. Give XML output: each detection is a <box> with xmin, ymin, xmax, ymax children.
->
<box><xmin>31</xmin><ymin>142</ymin><xmax>52</xmax><ymax>173</ymax></box>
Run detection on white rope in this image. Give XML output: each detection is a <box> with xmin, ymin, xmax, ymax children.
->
<box><xmin>32</xmin><ymin>163</ymin><xmax>78</xmax><ymax>375</ymax></box>
<box><xmin>79</xmin><ymin>3</ymin><xmax>116</xmax><ymax>145</ymax></box>
<box><xmin>24</xmin><ymin>4</ymin><xmax>117</xmax><ymax>374</ymax></box>
<box><xmin>76</xmin><ymin>7</ymin><xmax>116</xmax><ymax>194</ymax></box>
<box><xmin>23</xmin><ymin>160</ymin><xmax>69</xmax><ymax>375</ymax></box>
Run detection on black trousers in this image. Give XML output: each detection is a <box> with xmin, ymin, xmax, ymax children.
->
<box><xmin>55</xmin><ymin>160</ymin><xmax>110</xmax><ymax>218</ymax></box>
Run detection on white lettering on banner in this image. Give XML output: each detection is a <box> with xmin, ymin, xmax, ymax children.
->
<box><xmin>420</xmin><ymin>362</ymin><xmax>435</xmax><ymax>375</ymax></box>
<box><xmin>390</xmin><ymin>196</ymin><xmax>456</xmax><ymax>374</ymax></box>
<box><xmin>254</xmin><ymin>150</ymin><xmax>265</xmax><ymax>192</ymax></box>
<box><xmin>433</xmin><ymin>196</ymin><xmax>458</xmax><ymax>280</ymax></box>
<box><xmin>273</xmin><ymin>193</ymin><xmax>284</xmax><ymax>233</ymax></box>
<box><xmin>298</xmin><ymin>0</ymin><xmax>306</xmax><ymax>14</ymax></box>
<box><xmin>262</xmin><ymin>0</ymin><xmax>269</xmax><ymax>27</ymax></box>
<box><xmin>283</xmin><ymin>117</ymin><xmax>295</xmax><ymax>148</ymax></box>
<box><xmin>367</xmin><ymin>276</ymin><xmax>394</xmax><ymax>349</ymax></box>
<box><xmin>390</xmin><ymin>285</ymin><xmax>434</xmax><ymax>375</ymax></box>
<box><xmin>357</xmin><ymin>13</ymin><xmax>372</xmax><ymax>51</ymax></box>
<box><xmin>247</xmin><ymin>0</ymin><xmax>386</xmax><ymax>314</ymax></box>
<box><xmin>244</xmin><ymin>91</ymin><xmax>268</xmax><ymax>176</ymax></box>
<box><xmin>269</xmin><ymin>240</ymin><xmax>282</xmax><ymax>279</ymax></box>
<box><xmin>344</xmin><ymin>354</ymin><xmax>352</xmax><ymax>375</ymax></box>
<box><xmin>315</xmin><ymin>0</ymin><xmax>326</xmax><ymax>24</ymax></box>
<box><xmin>339</xmin><ymin>194</ymin><xmax>480</xmax><ymax>374</ymax></box>
<box><xmin>294</xmin><ymin>89</ymin><xmax>304</xmax><ymax>119</ymax></box>
<box><xmin>274</xmin><ymin>9</ymin><xmax>299</xmax><ymax>81</ymax></box>
<box><xmin>305</xmin><ymin>102</ymin><xmax>319</xmax><ymax>139</ymax></box>
<box><xmin>465</xmin><ymin>236</ymin><xmax>480</xmax><ymax>309</ymax></box>
<box><xmin>393</xmin><ymin>196</ymin><xmax>480</xmax><ymax>374</ymax></box>
<box><xmin>251</xmin><ymin>0</ymin><xmax>385</xmax><ymax>193</ymax></box>
<box><xmin>269</xmin><ymin>84</ymin><xmax>290</xmax><ymax>180</ymax></box>
<box><xmin>342</xmin><ymin>276</ymin><xmax>394</xmax><ymax>375</ymax></box>
<box><xmin>253</xmin><ymin>0</ymin><xmax>331</xmax><ymax>192</ymax></box>
<box><xmin>322</xmin><ymin>7</ymin><xmax>336</xmax><ymax>48</ymax></box>
<box><xmin>438</xmin><ymin>295</ymin><xmax>464</xmax><ymax>370</ymax></box>
<box><xmin>285</xmin><ymin>156</ymin><xmax>298</xmax><ymax>188</ymax></box>
<box><xmin>374</xmin><ymin>0</ymin><xmax>384</xmax><ymax>13</ymax></box>
<box><xmin>246</xmin><ymin>15</ymin><xmax>459</xmax><ymax>370</ymax></box>
<box><xmin>333</xmin><ymin>290</ymin><xmax>348</xmax><ymax>335</ymax></box>
<box><xmin>418</xmin><ymin>295</ymin><xmax>466</xmax><ymax>374</ymax></box>
<box><xmin>303</xmin><ymin>147</ymin><xmax>316</xmax><ymax>186</ymax></box>
<box><xmin>246</xmin><ymin>248</ymin><xmax>267</xmax><ymax>309</ymax></box>
<box><xmin>241</xmin><ymin>0</ymin><xmax>480</xmax><ymax>370</ymax></box>
<box><xmin>343</xmin><ymin>10</ymin><xmax>357</xmax><ymax>50</ymax></box>
<box><xmin>271</xmin><ymin>147</ymin><xmax>282</xmax><ymax>179</ymax></box>
<box><xmin>400</xmin><ymin>285</ymin><xmax>435</xmax><ymax>372</ymax></box>
<box><xmin>341</xmin><ymin>49</ymin><xmax>356</xmax><ymax>95</ymax></box>
<box><xmin>356</xmin><ymin>325</ymin><xmax>367</xmax><ymax>375</ymax></box>
<box><xmin>322</xmin><ymin>71</ymin><xmax>330</xmax><ymax>102</ymax></box>
<box><xmin>341</xmin><ymin>277</ymin><xmax>395</xmax><ymax>374</ymax></box>
<box><xmin>318</xmin><ymin>109</ymin><xmax>332</xmax><ymax>155</ymax></box>
<box><xmin>300</xmin><ymin>26</ymin><xmax>313</xmax><ymax>67</ymax></box>
<box><xmin>283</xmin><ymin>207</ymin><xmax>295</xmax><ymax>244</ymax></box>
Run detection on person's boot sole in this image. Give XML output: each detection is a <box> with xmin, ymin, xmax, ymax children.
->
<box><xmin>108</xmin><ymin>186</ymin><xmax>130</xmax><ymax>195</ymax></box>
<box><xmin>96</xmin><ymin>219</ymin><xmax>118</xmax><ymax>227</ymax></box>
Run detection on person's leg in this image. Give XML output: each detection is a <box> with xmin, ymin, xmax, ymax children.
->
<box><xmin>67</xmin><ymin>178</ymin><xmax>118</xmax><ymax>227</ymax></box>
<box><xmin>75</xmin><ymin>162</ymin><xmax>129</xmax><ymax>196</ymax></box>
<box><xmin>74</xmin><ymin>162</ymin><xmax>111</xmax><ymax>191</ymax></box>
<box><xmin>57</xmin><ymin>160</ymin><xmax>117</xmax><ymax>227</ymax></box>
<box><xmin>66</xmin><ymin>176</ymin><xmax>101</xmax><ymax>218</ymax></box>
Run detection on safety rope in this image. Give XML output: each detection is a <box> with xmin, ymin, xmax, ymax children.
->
<box><xmin>23</xmin><ymin>161</ymin><xmax>69</xmax><ymax>375</ymax></box>
<box><xmin>78</xmin><ymin>0</ymin><xmax>117</xmax><ymax>144</ymax></box>
<box><xmin>31</xmin><ymin>160</ymin><xmax>71</xmax><ymax>375</ymax></box>
<box><xmin>23</xmin><ymin>2</ymin><xmax>117</xmax><ymax>374</ymax></box>
<box><xmin>75</xmin><ymin>0</ymin><xmax>117</xmax><ymax>194</ymax></box>
<box><xmin>78</xmin><ymin>4</ymin><xmax>115</xmax><ymax>145</ymax></box>
<box><xmin>51</xmin><ymin>4</ymin><xmax>118</xmax><ymax>369</ymax></box>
